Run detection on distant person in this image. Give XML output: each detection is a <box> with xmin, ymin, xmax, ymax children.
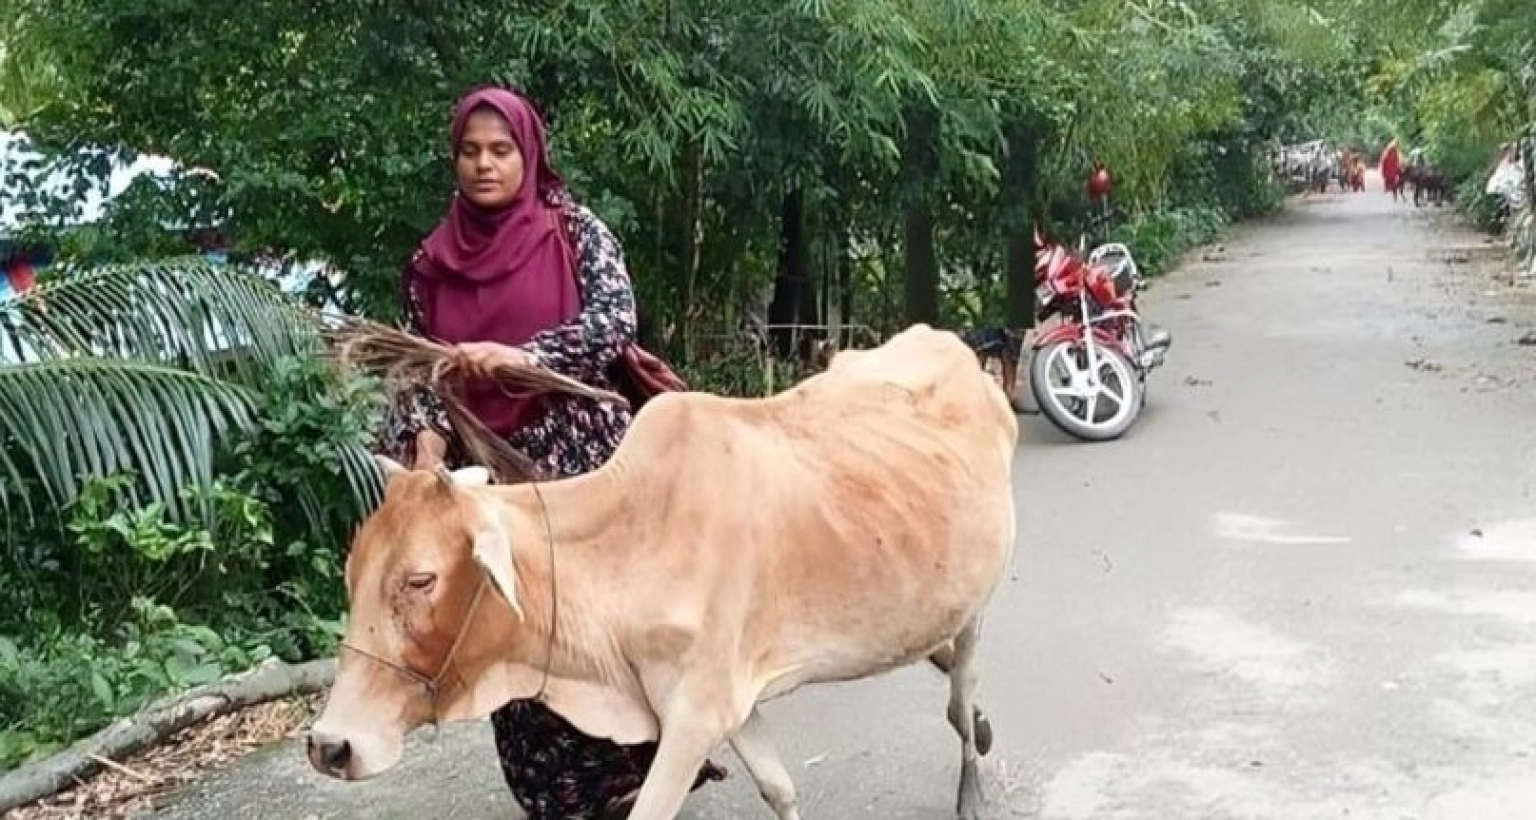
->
<box><xmin>1380</xmin><ymin>139</ymin><xmax>1403</xmax><ymax>198</ymax></box>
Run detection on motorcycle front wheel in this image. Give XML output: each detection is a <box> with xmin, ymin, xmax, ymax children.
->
<box><xmin>1029</xmin><ymin>339</ymin><xmax>1143</xmax><ymax>441</ymax></box>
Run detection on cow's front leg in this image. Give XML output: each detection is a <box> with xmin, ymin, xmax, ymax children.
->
<box><xmin>728</xmin><ymin>706</ymin><xmax>801</xmax><ymax>820</ymax></box>
<box><xmin>626</xmin><ymin>691</ymin><xmax>730</xmax><ymax>820</ymax></box>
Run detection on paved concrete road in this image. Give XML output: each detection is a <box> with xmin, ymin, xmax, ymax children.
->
<box><xmin>147</xmin><ymin>183</ymin><xmax>1536</xmax><ymax>819</ymax></box>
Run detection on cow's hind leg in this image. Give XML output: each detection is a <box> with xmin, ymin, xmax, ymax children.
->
<box><xmin>928</xmin><ymin>646</ymin><xmax>993</xmax><ymax>756</ymax></box>
<box><xmin>728</xmin><ymin>707</ymin><xmax>802</xmax><ymax>820</ymax></box>
<box><xmin>946</xmin><ymin>618</ymin><xmax>986</xmax><ymax>820</ymax></box>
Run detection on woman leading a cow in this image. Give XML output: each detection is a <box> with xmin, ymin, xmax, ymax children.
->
<box><xmin>376</xmin><ymin>84</ymin><xmax>726</xmax><ymax>818</ymax></box>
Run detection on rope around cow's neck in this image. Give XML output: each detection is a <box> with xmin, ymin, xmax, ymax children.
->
<box><xmin>339</xmin><ymin>478</ymin><xmax>559</xmax><ymax>727</ymax></box>
<box><xmin>529</xmin><ymin>479</ymin><xmax>558</xmax><ymax>705</ymax></box>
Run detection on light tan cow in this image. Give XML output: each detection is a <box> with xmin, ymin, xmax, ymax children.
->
<box><xmin>306</xmin><ymin>323</ymin><xmax>1020</xmax><ymax>820</ymax></box>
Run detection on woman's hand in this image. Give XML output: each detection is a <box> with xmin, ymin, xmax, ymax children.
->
<box><xmin>451</xmin><ymin>341</ymin><xmax>533</xmax><ymax>379</ymax></box>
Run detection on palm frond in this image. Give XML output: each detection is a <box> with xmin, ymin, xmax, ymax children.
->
<box><xmin>325</xmin><ymin>317</ymin><xmax>628</xmax><ymax>407</ymax></box>
<box><xmin>325</xmin><ymin>317</ymin><xmax>630</xmax><ymax>484</ymax></box>
<box><xmin>0</xmin><ymin>257</ymin><xmax>384</xmax><ymax>530</ymax></box>
<box><xmin>0</xmin><ymin>357</ymin><xmax>257</xmax><ymax>521</ymax></box>
<box><xmin>0</xmin><ymin>256</ymin><xmax>321</xmax><ymax>385</ymax></box>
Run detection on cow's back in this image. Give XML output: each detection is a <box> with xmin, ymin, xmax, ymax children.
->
<box><xmin>650</xmin><ymin>324</ymin><xmax>1020</xmax><ymax>693</ymax></box>
<box><xmin>804</xmin><ymin>323</ymin><xmax>1019</xmax><ymax>463</ymax></box>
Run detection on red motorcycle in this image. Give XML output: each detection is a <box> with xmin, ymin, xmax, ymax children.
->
<box><xmin>1029</xmin><ymin>229</ymin><xmax>1171</xmax><ymax>441</ymax></box>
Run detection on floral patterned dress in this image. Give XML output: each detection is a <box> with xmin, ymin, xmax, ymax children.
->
<box><xmin>380</xmin><ymin>193</ymin><xmax>726</xmax><ymax>818</ymax></box>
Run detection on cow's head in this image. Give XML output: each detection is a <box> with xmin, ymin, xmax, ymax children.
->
<box><xmin>305</xmin><ymin>455</ymin><xmax>530</xmax><ymax>781</ymax></box>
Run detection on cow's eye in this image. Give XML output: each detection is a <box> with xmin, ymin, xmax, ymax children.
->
<box><xmin>404</xmin><ymin>572</ymin><xmax>437</xmax><ymax>592</ymax></box>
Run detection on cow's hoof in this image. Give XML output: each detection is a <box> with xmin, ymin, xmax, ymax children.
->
<box><xmin>955</xmin><ymin>756</ymin><xmax>985</xmax><ymax>820</ymax></box>
<box><xmin>975</xmin><ymin>709</ymin><xmax>994</xmax><ymax>757</ymax></box>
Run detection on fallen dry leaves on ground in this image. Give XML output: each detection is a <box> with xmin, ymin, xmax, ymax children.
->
<box><xmin>3</xmin><ymin>694</ymin><xmax>322</xmax><ymax>820</ymax></box>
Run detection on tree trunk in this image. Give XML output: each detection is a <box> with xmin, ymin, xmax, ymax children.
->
<box><xmin>768</xmin><ymin>188</ymin><xmax>813</xmax><ymax>358</ymax></box>
<box><xmin>903</xmin><ymin>210</ymin><xmax>938</xmax><ymax>324</ymax></box>
<box><xmin>838</xmin><ymin>225</ymin><xmax>854</xmax><ymax>346</ymax></box>
<box><xmin>1006</xmin><ymin>232</ymin><xmax>1034</xmax><ymax>329</ymax></box>
<box><xmin>796</xmin><ymin>208</ymin><xmax>820</xmax><ymax>344</ymax></box>
<box><xmin>819</xmin><ymin>230</ymin><xmax>832</xmax><ymax>332</ymax></box>
<box><xmin>902</xmin><ymin>106</ymin><xmax>940</xmax><ymax>325</ymax></box>
<box><xmin>680</xmin><ymin>140</ymin><xmax>704</xmax><ymax>361</ymax></box>
<box><xmin>524</xmin><ymin>60</ymin><xmax>563</xmax><ymax>127</ymax></box>
<box><xmin>1002</xmin><ymin>117</ymin><xmax>1043</xmax><ymax>329</ymax></box>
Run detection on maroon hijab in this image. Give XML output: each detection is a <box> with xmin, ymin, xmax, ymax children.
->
<box><xmin>408</xmin><ymin>87</ymin><xmax>581</xmax><ymax>436</ymax></box>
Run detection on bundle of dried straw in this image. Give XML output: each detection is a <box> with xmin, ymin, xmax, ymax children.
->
<box><xmin>324</xmin><ymin>318</ymin><xmax>630</xmax><ymax>483</ymax></box>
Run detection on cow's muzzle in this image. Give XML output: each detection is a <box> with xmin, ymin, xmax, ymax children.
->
<box><xmin>306</xmin><ymin>731</ymin><xmax>355</xmax><ymax>779</ymax></box>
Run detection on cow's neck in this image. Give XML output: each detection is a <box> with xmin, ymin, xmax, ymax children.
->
<box><xmin>479</xmin><ymin>460</ymin><xmax>643</xmax><ymax>682</ymax></box>
<box><xmin>443</xmin><ymin>463</ymin><xmax>660</xmax><ymax>742</ymax></box>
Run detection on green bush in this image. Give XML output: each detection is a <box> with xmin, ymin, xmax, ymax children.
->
<box><xmin>679</xmin><ymin>346</ymin><xmax>821</xmax><ymax>398</ymax></box>
<box><xmin>0</xmin><ymin>593</ymin><xmax>277</xmax><ymax>767</ymax></box>
<box><xmin>225</xmin><ymin>354</ymin><xmax>386</xmax><ymax>604</ymax></box>
<box><xmin>1457</xmin><ymin>177</ymin><xmax>1509</xmax><ymax>234</ymax></box>
<box><xmin>1118</xmin><ymin>205</ymin><xmax>1232</xmax><ymax>276</ymax></box>
<box><xmin>0</xmin><ymin>478</ymin><xmax>282</xmax><ymax>768</ymax></box>
<box><xmin>1433</xmin><ymin>133</ymin><xmax>1500</xmax><ymax>186</ymax></box>
<box><xmin>1042</xmin><ymin>137</ymin><xmax>1278</xmax><ymax>283</ymax></box>
<box><xmin>0</xmin><ymin>351</ymin><xmax>380</xmax><ymax>769</ymax></box>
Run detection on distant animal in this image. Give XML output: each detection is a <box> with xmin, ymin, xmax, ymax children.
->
<box><xmin>1312</xmin><ymin>159</ymin><xmax>1335</xmax><ymax>194</ymax></box>
<box><xmin>1403</xmin><ymin>164</ymin><xmax>1451</xmax><ymax>207</ymax></box>
<box><xmin>1348</xmin><ymin>157</ymin><xmax>1366</xmax><ymax>192</ymax></box>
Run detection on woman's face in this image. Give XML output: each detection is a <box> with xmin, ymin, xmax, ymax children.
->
<box><xmin>454</xmin><ymin>107</ymin><xmax>525</xmax><ymax>209</ymax></box>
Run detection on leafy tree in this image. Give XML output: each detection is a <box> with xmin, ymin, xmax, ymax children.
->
<box><xmin>0</xmin><ymin>0</ymin><xmax>1414</xmax><ymax>512</ymax></box>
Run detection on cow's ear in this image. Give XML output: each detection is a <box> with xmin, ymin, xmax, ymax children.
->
<box><xmin>373</xmin><ymin>454</ymin><xmax>409</xmax><ymax>478</ymax></box>
<box><xmin>450</xmin><ymin>466</ymin><xmax>492</xmax><ymax>487</ymax></box>
<box><xmin>471</xmin><ymin>521</ymin><xmax>524</xmax><ymax>621</ymax></box>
